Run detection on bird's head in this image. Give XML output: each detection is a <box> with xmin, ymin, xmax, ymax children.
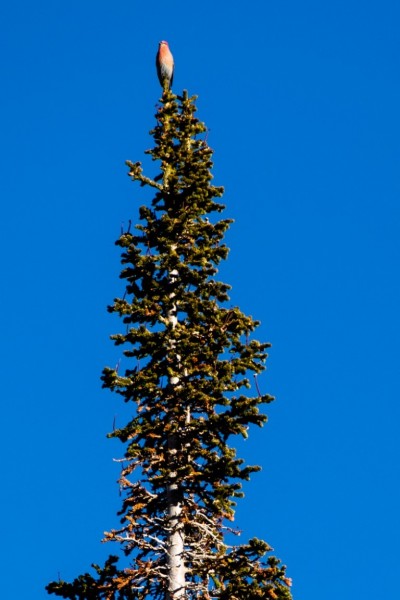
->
<box><xmin>159</xmin><ymin>40</ymin><xmax>169</xmax><ymax>48</ymax></box>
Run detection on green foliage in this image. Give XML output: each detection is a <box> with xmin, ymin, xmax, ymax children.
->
<box><xmin>47</xmin><ymin>90</ymin><xmax>292</xmax><ymax>599</ymax></box>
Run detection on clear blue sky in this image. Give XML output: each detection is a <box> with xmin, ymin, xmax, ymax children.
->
<box><xmin>1</xmin><ymin>1</ymin><xmax>399</xmax><ymax>598</ymax></box>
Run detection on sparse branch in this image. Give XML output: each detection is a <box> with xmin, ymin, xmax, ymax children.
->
<box><xmin>126</xmin><ymin>160</ymin><xmax>163</xmax><ymax>191</ymax></box>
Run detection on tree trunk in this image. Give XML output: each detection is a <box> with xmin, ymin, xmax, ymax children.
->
<box><xmin>166</xmin><ymin>434</ymin><xmax>185</xmax><ymax>599</ymax></box>
<box><xmin>166</xmin><ymin>264</ymin><xmax>186</xmax><ymax>599</ymax></box>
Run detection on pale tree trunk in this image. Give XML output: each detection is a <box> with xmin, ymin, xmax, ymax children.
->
<box><xmin>166</xmin><ymin>264</ymin><xmax>186</xmax><ymax>599</ymax></box>
<box><xmin>166</xmin><ymin>435</ymin><xmax>185</xmax><ymax>599</ymax></box>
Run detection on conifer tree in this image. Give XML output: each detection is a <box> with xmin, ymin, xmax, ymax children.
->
<box><xmin>47</xmin><ymin>90</ymin><xmax>292</xmax><ymax>600</ymax></box>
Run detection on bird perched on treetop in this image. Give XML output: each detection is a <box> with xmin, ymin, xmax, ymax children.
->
<box><xmin>156</xmin><ymin>41</ymin><xmax>174</xmax><ymax>92</ymax></box>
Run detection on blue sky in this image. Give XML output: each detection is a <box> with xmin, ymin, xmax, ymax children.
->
<box><xmin>1</xmin><ymin>1</ymin><xmax>399</xmax><ymax>598</ymax></box>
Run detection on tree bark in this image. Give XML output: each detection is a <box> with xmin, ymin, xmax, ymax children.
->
<box><xmin>166</xmin><ymin>263</ymin><xmax>186</xmax><ymax>599</ymax></box>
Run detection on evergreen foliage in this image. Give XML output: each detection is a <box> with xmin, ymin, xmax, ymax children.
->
<box><xmin>47</xmin><ymin>90</ymin><xmax>292</xmax><ymax>600</ymax></box>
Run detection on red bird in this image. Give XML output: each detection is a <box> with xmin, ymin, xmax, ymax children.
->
<box><xmin>156</xmin><ymin>41</ymin><xmax>174</xmax><ymax>91</ymax></box>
